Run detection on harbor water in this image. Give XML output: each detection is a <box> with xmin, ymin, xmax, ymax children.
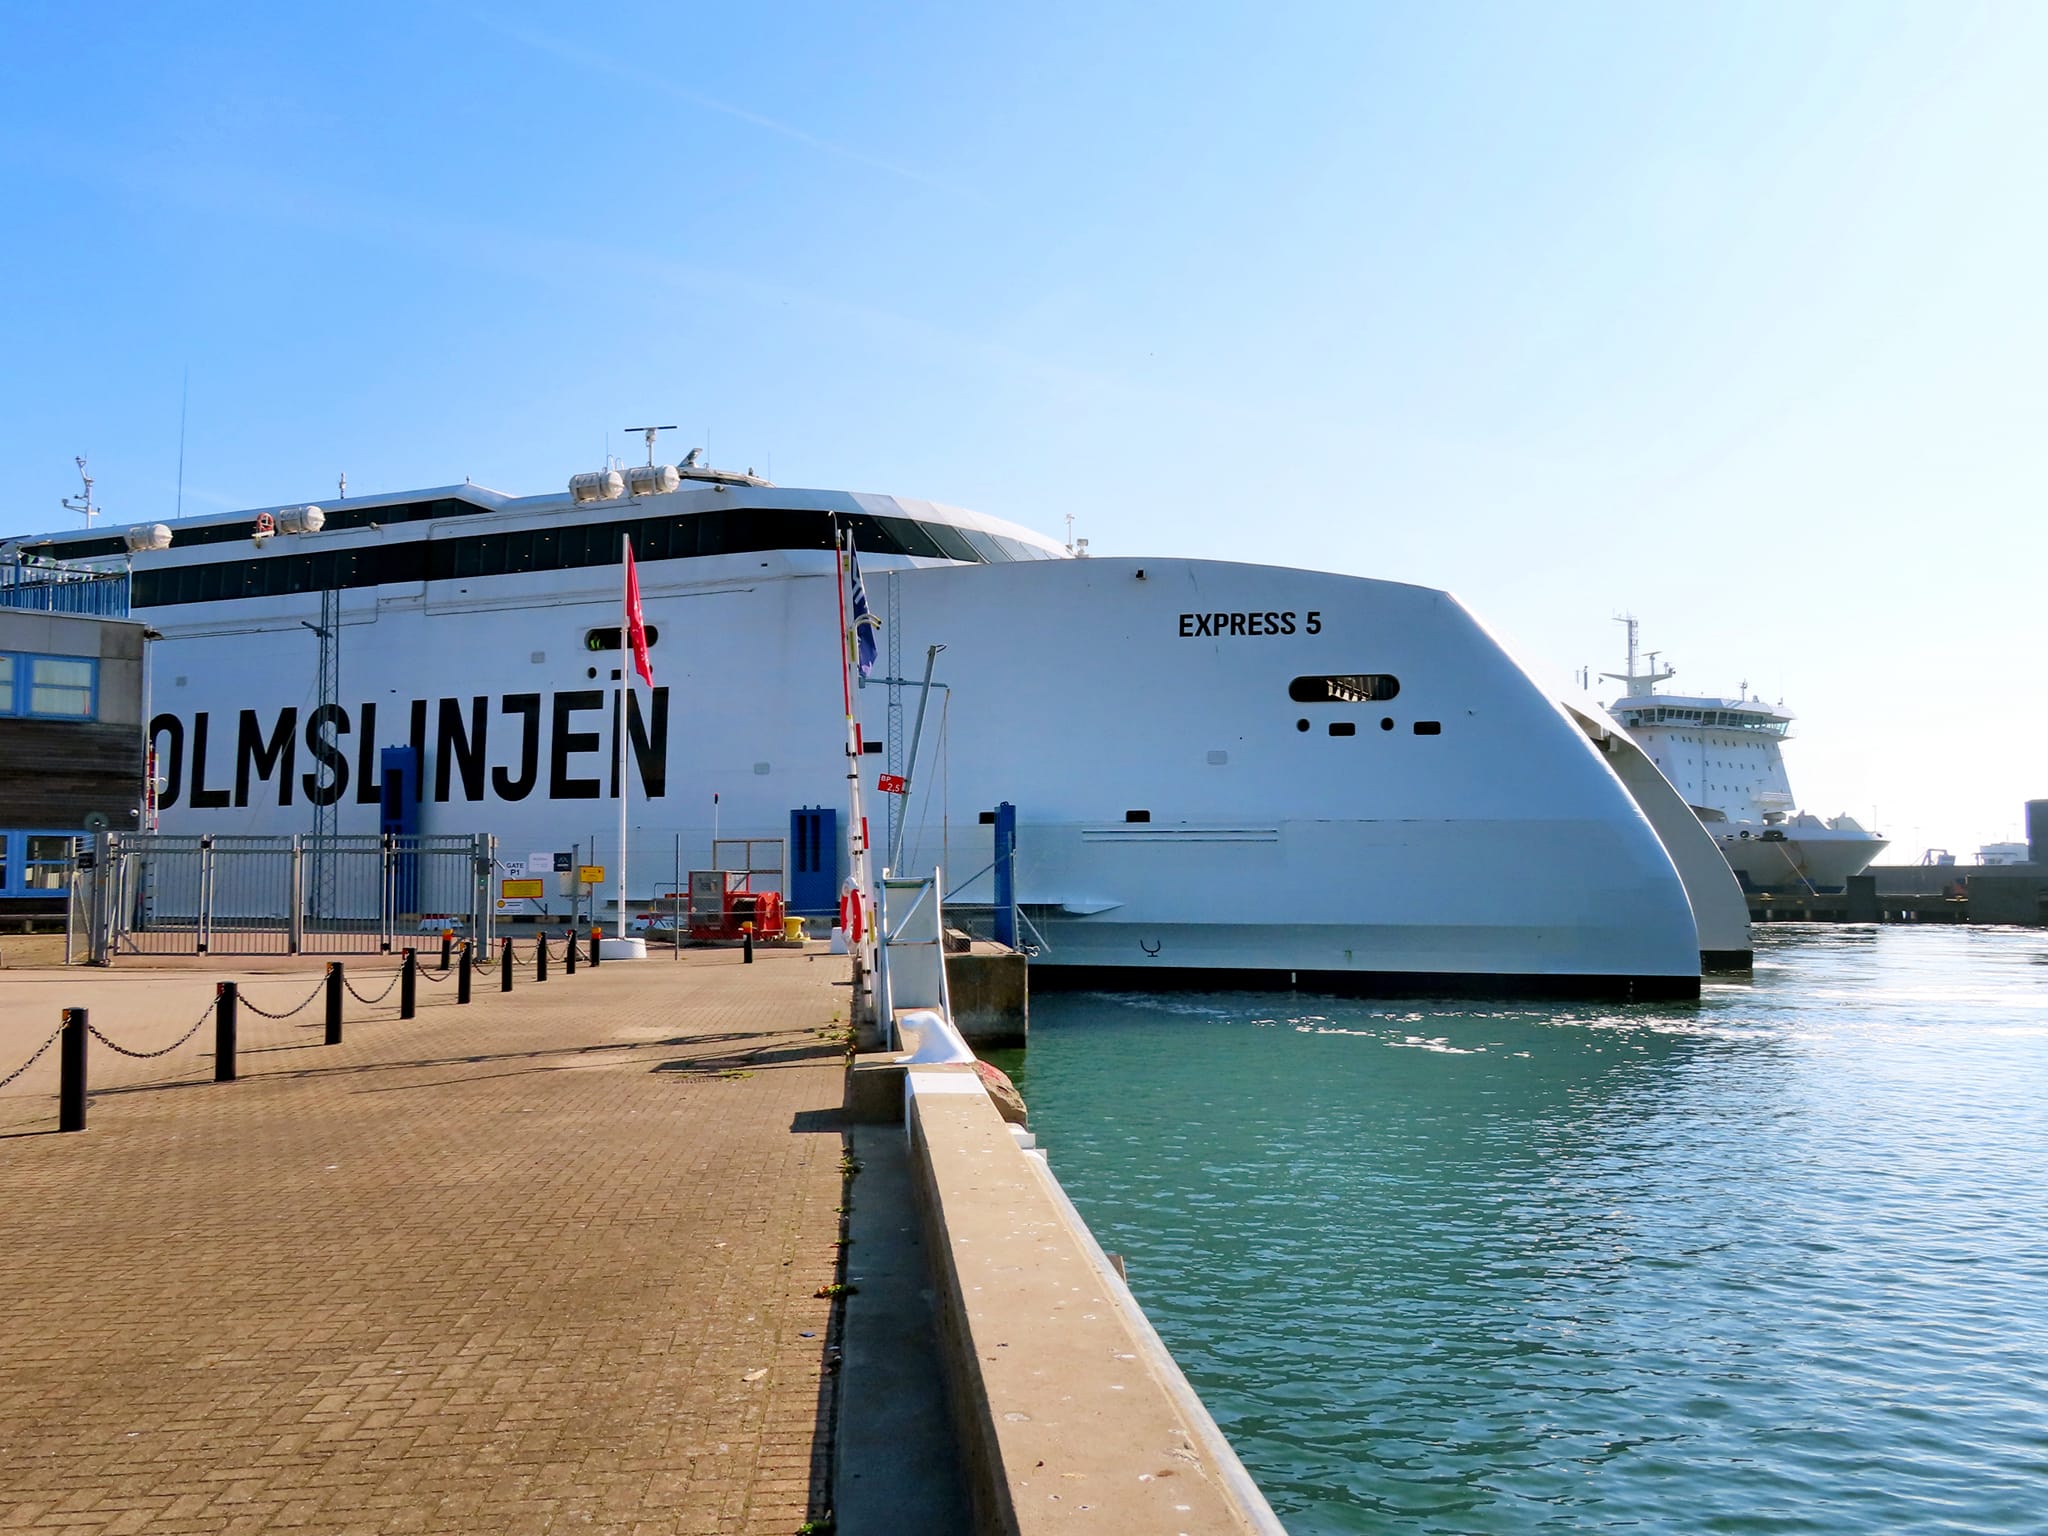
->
<box><xmin>997</xmin><ymin>927</ymin><xmax>2048</xmax><ymax>1534</ymax></box>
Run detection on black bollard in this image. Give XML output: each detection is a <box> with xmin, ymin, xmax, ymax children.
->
<box><xmin>215</xmin><ymin>981</ymin><xmax>238</xmax><ymax>1083</ymax></box>
<box><xmin>501</xmin><ymin>937</ymin><xmax>514</xmax><ymax>992</ymax></box>
<box><xmin>743</xmin><ymin>924</ymin><xmax>754</xmax><ymax>964</ymax></box>
<box><xmin>458</xmin><ymin>941</ymin><xmax>473</xmax><ymax>1005</ymax></box>
<box><xmin>325</xmin><ymin>962</ymin><xmax>344</xmax><ymax>1045</ymax></box>
<box><xmin>589</xmin><ymin>927</ymin><xmax>603</xmax><ymax>967</ymax></box>
<box><xmin>536</xmin><ymin>935</ymin><xmax>549</xmax><ymax>982</ymax></box>
<box><xmin>401</xmin><ymin>948</ymin><xmax>418</xmax><ymax>1020</ymax></box>
<box><xmin>59</xmin><ymin>1007</ymin><xmax>87</xmax><ymax>1133</ymax></box>
<box><xmin>565</xmin><ymin>930</ymin><xmax>578</xmax><ymax>975</ymax></box>
<box><xmin>440</xmin><ymin>929</ymin><xmax>453</xmax><ymax>970</ymax></box>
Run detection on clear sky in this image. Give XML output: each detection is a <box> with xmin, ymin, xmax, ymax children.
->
<box><xmin>3</xmin><ymin>1</ymin><xmax>2042</xmax><ymax>857</ymax></box>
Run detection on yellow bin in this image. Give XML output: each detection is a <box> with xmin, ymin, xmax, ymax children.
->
<box><xmin>784</xmin><ymin>916</ymin><xmax>807</xmax><ymax>943</ymax></box>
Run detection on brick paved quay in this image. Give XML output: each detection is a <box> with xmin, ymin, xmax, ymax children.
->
<box><xmin>0</xmin><ymin>945</ymin><xmax>852</xmax><ymax>1535</ymax></box>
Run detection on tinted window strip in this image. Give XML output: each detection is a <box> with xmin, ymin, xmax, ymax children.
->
<box><xmin>131</xmin><ymin>507</ymin><xmax>999</xmax><ymax>608</ymax></box>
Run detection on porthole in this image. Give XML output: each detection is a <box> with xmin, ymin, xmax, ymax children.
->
<box><xmin>1380</xmin><ymin>717</ymin><xmax>1394</xmax><ymax>731</ymax></box>
<box><xmin>1296</xmin><ymin>718</ymin><xmax>1310</xmax><ymax>732</ymax></box>
<box><xmin>1289</xmin><ymin>674</ymin><xmax>1400</xmax><ymax>704</ymax></box>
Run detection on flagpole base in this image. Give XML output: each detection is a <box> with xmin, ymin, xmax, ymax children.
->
<box><xmin>598</xmin><ymin>937</ymin><xmax>650</xmax><ymax>962</ymax></box>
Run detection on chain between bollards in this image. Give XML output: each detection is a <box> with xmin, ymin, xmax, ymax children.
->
<box><xmin>325</xmin><ymin>963</ymin><xmax>344</xmax><ymax>1045</ymax></box>
<box><xmin>59</xmin><ymin>1008</ymin><xmax>87</xmax><ymax>1133</ymax></box>
<box><xmin>215</xmin><ymin>982</ymin><xmax>238</xmax><ymax>1083</ymax></box>
<box><xmin>458</xmin><ymin>940</ymin><xmax>473</xmax><ymax>1004</ymax></box>
<box><xmin>400</xmin><ymin>948</ymin><xmax>418</xmax><ymax>1020</ymax></box>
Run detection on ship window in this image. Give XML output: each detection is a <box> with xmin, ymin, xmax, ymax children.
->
<box><xmin>874</xmin><ymin>517</ymin><xmax>945</xmax><ymax>560</ymax></box>
<box><xmin>1328</xmin><ymin>721</ymin><xmax>1356</xmax><ymax>736</ymax></box>
<box><xmin>1289</xmin><ymin>674</ymin><xmax>1400</xmax><ymax>704</ymax></box>
<box><xmin>923</xmin><ymin>523</ymin><xmax>982</xmax><ymax>563</ymax></box>
<box><xmin>1125</xmin><ymin>809</ymin><xmax>1151</xmax><ymax>823</ymax></box>
<box><xmin>993</xmin><ymin>536</ymin><xmax>1043</xmax><ymax>562</ymax></box>
<box><xmin>955</xmin><ymin>528</ymin><xmax>1006</xmax><ymax>563</ymax></box>
<box><xmin>1413</xmin><ymin>720</ymin><xmax>1442</xmax><ymax>735</ymax></box>
<box><xmin>1381</xmin><ymin>717</ymin><xmax>1394</xmax><ymax>730</ymax></box>
<box><xmin>1296</xmin><ymin>718</ymin><xmax>1310</xmax><ymax>732</ymax></box>
<box><xmin>584</xmin><ymin>626</ymin><xmax>661</xmax><ymax>652</ymax></box>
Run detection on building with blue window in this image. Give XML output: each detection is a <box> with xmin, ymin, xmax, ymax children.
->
<box><xmin>0</xmin><ymin>608</ymin><xmax>147</xmax><ymax>910</ymax></box>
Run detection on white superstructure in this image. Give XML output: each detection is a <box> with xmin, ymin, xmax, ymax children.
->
<box><xmin>5</xmin><ymin>464</ymin><xmax>1704</xmax><ymax>997</ymax></box>
<box><xmin>1603</xmin><ymin>619</ymin><xmax>1886</xmax><ymax>893</ymax></box>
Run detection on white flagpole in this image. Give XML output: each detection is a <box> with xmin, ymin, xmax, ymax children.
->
<box><xmin>616</xmin><ymin>534</ymin><xmax>630</xmax><ymax>941</ymax></box>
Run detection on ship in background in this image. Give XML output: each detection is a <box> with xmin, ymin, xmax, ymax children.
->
<box><xmin>1603</xmin><ymin>618</ymin><xmax>1887</xmax><ymax>893</ymax></box>
<box><xmin>3</xmin><ymin>452</ymin><xmax>1706</xmax><ymax>998</ymax></box>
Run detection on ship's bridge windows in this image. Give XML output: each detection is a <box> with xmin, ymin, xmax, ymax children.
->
<box><xmin>130</xmin><ymin>504</ymin><xmax>1037</xmax><ymax>610</ymax></box>
<box><xmin>1288</xmin><ymin>674</ymin><xmax>1400</xmax><ymax>704</ymax></box>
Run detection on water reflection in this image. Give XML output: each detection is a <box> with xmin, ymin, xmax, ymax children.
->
<box><xmin>1008</xmin><ymin>926</ymin><xmax>2048</xmax><ymax>1535</ymax></box>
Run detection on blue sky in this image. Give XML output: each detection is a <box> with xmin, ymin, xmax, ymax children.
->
<box><xmin>3</xmin><ymin>1</ymin><xmax>2042</xmax><ymax>855</ymax></box>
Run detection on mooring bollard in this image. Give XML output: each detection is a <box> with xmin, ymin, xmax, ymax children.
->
<box><xmin>59</xmin><ymin>1007</ymin><xmax>87</xmax><ymax>1133</ymax></box>
<box><xmin>501</xmin><ymin>937</ymin><xmax>514</xmax><ymax>992</ymax></box>
<box><xmin>458</xmin><ymin>941</ymin><xmax>473</xmax><ymax>1004</ymax></box>
<box><xmin>565</xmin><ymin>929</ymin><xmax>578</xmax><ymax>975</ymax></box>
<box><xmin>440</xmin><ymin>929</ymin><xmax>453</xmax><ymax>971</ymax></box>
<box><xmin>401</xmin><ymin>948</ymin><xmax>418</xmax><ymax>1020</ymax></box>
<box><xmin>325</xmin><ymin>962</ymin><xmax>344</xmax><ymax>1045</ymax></box>
<box><xmin>590</xmin><ymin>927</ymin><xmax>603</xmax><ymax>967</ymax></box>
<box><xmin>743</xmin><ymin>923</ymin><xmax>754</xmax><ymax>964</ymax></box>
<box><xmin>215</xmin><ymin>981</ymin><xmax>238</xmax><ymax>1083</ymax></box>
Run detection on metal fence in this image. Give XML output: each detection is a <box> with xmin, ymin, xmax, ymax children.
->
<box><xmin>73</xmin><ymin>832</ymin><xmax>496</xmax><ymax>957</ymax></box>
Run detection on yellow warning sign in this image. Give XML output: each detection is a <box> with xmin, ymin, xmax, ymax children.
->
<box><xmin>578</xmin><ymin>865</ymin><xmax>606</xmax><ymax>884</ymax></box>
<box><xmin>501</xmin><ymin>878</ymin><xmax>545</xmax><ymax>899</ymax></box>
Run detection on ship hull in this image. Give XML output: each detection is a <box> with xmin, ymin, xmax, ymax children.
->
<box><xmin>116</xmin><ymin>496</ymin><xmax>1700</xmax><ymax>996</ymax></box>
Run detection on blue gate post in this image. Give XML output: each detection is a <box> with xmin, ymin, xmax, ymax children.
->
<box><xmin>992</xmin><ymin>801</ymin><xmax>1017</xmax><ymax>949</ymax></box>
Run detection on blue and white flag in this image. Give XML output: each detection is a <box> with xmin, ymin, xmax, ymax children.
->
<box><xmin>848</xmin><ymin>536</ymin><xmax>880</xmax><ymax>678</ymax></box>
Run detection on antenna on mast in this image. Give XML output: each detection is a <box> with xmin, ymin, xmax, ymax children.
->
<box><xmin>61</xmin><ymin>456</ymin><xmax>99</xmax><ymax>527</ymax></box>
<box><xmin>623</xmin><ymin>425</ymin><xmax>678</xmax><ymax>466</ymax></box>
<box><xmin>1599</xmin><ymin>613</ymin><xmax>1674</xmax><ymax>698</ymax></box>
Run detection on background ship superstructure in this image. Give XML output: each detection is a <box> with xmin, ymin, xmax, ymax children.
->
<box><xmin>1603</xmin><ymin>619</ymin><xmax>1886</xmax><ymax>892</ymax></box>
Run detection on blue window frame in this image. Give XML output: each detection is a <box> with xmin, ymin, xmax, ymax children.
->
<box><xmin>0</xmin><ymin>830</ymin><xmax>79</xmax><ymax>896</ymax></box>
<box><xmin>0</xmin><ymin>651</ymin><xmax>98</xmax><ymax>719</ymax></box>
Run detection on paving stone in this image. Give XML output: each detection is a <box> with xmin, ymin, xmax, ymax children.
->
<box><xmin>0</xmin><ymin>947</ymin><xmax>853</xmax><ymax>1533</ymax></box>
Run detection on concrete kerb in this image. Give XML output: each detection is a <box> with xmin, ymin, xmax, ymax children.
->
<box><xmin>845</xmin><ymin>1047</ymin><xmax>1283</xmax><ymax>1534</ymax></box>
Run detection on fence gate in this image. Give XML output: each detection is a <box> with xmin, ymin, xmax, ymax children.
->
<box><xmin>79</xmin><ymin>833</ymin><xmax>497</xmax><ymax>958</ymax></box>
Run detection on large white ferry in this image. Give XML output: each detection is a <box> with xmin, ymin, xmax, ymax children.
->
<box><xmin>5</xmin><ymin>458</ymin><xmax>1703</xmax><ymax>997</ymax></box>
<box><xmin>1603</xmin><ymin>619</ymin><xmax>1886</xmax><ymax>893</ymax></box>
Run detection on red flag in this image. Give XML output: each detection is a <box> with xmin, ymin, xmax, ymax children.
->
<box><xmin>624</xmin><ymin>540</ymin><xmax>654</xmax><ymax>687</ymax></box>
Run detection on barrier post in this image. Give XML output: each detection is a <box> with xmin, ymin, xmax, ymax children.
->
<box><xmin>743</xmin><ymin>923</ymin><xmax>754</xmax><ymax>964</ymax></box>
<box><xmin>458</xmin><ymin>941</ymin><xmax>473</xmax><ymax>1005</ymax></box>
<box><xmin>501</xmin><ymin>938</ymin><xmax>514</xmax><ymax>992</ymax></box>
<box><xmin>536</xmin><ymin>935</ymin><xmax>549</xmax><ymax>983</ymax></box>
<box><xmin>215</xmin><ymin>982</ymin><xmax>238</xmax><ymax>1083</ymax></box>
<box><xmin>440</xmin><ymin>929</ymin><xmax>453</xmax><ymax>970</ymax></box>
<box><xmin>325</xmin><ymin>962</ymin><xmax>343</xmax><ymax>1045</ymax></box>
<box><xmin>590</xmin><ymin>927</ymin><xmax>602</xmax><ymax>967</ymax></box>
<box><xmin>59</xmin><ymin>1007</ymin><xmax>87</xmax><ymax>1133</ymax></box>
<box><xmin>565</xmin><ymin>930</ymin><xmax>578</xmax><ymax>975</ymax></box>
<box><xmin>401</xmin><ymin>948</ymin><xmax>418</xmax><ymax>1020</ymax></box>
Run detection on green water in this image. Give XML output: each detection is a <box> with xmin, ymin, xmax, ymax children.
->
<box><xmin>995</xmin><ymin>927</ymin><xmax>2048</xmax><ymax>1534</ymax></box>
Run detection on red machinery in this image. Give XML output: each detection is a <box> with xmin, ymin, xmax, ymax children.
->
<box><xmin>686</xmin><ymin>869</ymin><xmax>786</xmax><ymax>943</ymax></box>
